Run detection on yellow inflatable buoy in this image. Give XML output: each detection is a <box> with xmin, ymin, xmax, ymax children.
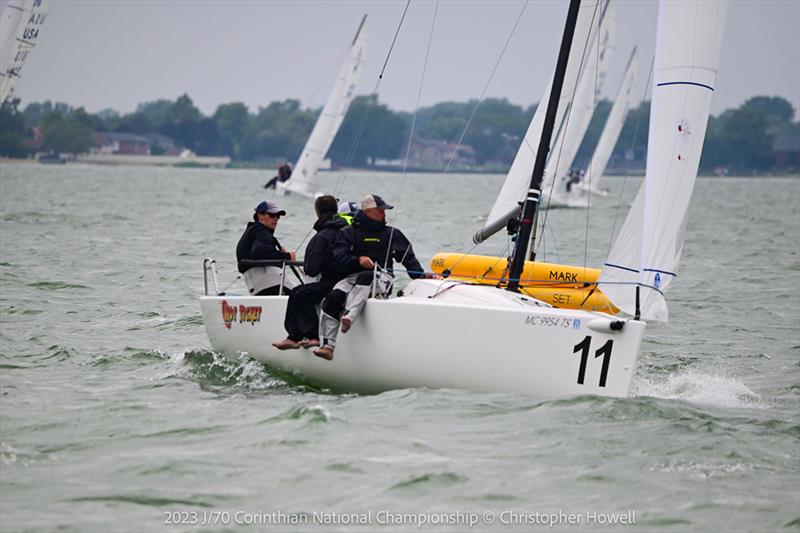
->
<box><xmin>429</xmin><ymin>252</ymin><xmax>619</xmax><ymax>314</ymax></box>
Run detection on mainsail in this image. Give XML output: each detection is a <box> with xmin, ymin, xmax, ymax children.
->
<box><xmin>600</xmin><ymin>0</ymin><xmax>729</xmax><ymax>321</ymax></box>
<box><xmin>283</xmin><ymin>15</ymin><xmax>368</xmax><ymax>197</ymax></box>
<box><xmin>0</xmin><ymin>0</ymin><xmax>49</xmax><ymax>104</ymax></box>
<box><xmin>581</xmin><ymin>45</ymin><xmax>638</xmax><ymax>194</ymax></box>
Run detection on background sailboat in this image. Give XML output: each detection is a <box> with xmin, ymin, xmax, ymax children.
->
<box><xmin>540</xmin><ymin>0</ymin><xmax>617</xmax><ymax>208</ymax></box>
<box><xmin>0</xmin><ymin>0</ymin><xmax>50</xmax><ymax>104</ymax></box>
<box><xmin>575</xmin><ymin>45</ymin><xmax>638</xmax><ymax>196</ymax></box>
<box><xmin>486</xmin><ymin>0</ymin><xmax>609</xmax><ymax>228</ymax></box>
<box><xmin>277</xmin><ymin>14</ymin><xmax>367</xmax><ymax>198</ymax></box>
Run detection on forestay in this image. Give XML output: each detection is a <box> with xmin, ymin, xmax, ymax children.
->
<box><xmin>0</xmin><ymin>0</ymin><xmax>49</xmax><ymax>104</ymax></box>
<box><xmin>285</xmin><ymin>15</ymin><xmax>368</xmax><ymax>197</ymax></box>
<box><xmin>599</xmin><ymin>0</ymin><xmax>729</xmax><ymax>321</ymax></box>
<box><xmin>486</xmin><ymin>0</ymin><xmax>607</xmax><ymax>226</ymax></box>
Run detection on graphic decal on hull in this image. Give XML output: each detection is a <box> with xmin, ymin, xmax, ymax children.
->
<box><xmin>221</xmin><ymin>300</ymin><xmax>263</xmax><ymax>329</ymax></box>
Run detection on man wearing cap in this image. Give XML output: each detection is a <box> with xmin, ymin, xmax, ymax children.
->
<box><xmin>313</xmin><ymin>194</ymin><xmax>428</xmax><ymax>361</ymax></box>
<box><xmin>272</xmin><ymin>195</ymin><xmax>348</xmax><ymax>350</ymax></box>
<box><xmin>236</xmin><ymin>200</ymin><xmax>297</xmax><ymax>296</ymax></box>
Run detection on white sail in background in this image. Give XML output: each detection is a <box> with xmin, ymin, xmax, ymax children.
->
<box><xmin>600</xmin><ymin>0</ymin><xmax>728</xmax><ymax>321</ymax></box>
<box><xmin>487</xmin><ymin>0</ymin><xmax>607</xmax><ymax>225</ymax></box>
<box><xmin>282</xmin><ymin>15</ymin><xmax>367</xmax><ymax>197</ymax></box>
<box><xmin>580</xmin><ymin>46</ymin><xmax>638</xmax><ymax>195</ymax></box>
<box><xmin>0</xmin><ymin>0</ymin><xmax>49</xmax><ymax>104</ymax></box>
<box><xmin>540</xmin><ymin>0</ymin><xmax>616</xmax><ymax>199</ymax></box>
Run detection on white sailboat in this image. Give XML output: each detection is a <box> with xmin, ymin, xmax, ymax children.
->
<box><xmin>0</xmin><ymin>0</ymin><xmax>49</xmax><ymax>104</ymax></box>
<box><xmin>487</xmin><ymin>0</ymin><xmax>609</xmax><ymax>226</ymax></box>
<box><xmin>574</xmin><ymin>46</ymin><xmax>638</xmax><ymax>197</ymax></box>
<box><xmin>541</xmin><ymin>0</ymin><xmax>617</xmax><ymax>208</ymax></box>
<box><xmin>199</xmin><ymin>0</ymin><xmax>727</xmax><ymax>398</ymax></box>
<box><xmin>276</xmin><ymin>15</ymin><xmax>368</xmax><ymax>198</ymax></box>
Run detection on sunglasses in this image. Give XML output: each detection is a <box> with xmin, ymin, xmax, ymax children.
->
<box><xmin>260</xmin><ymin>212</ymin><xmax>281</xmax><ymax>219</ymax></box>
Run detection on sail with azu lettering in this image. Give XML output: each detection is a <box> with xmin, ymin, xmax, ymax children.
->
<box><xmin>0</xmin><ymin>0</ymin><xmax>49</xmax><ymax>104</ymax></box>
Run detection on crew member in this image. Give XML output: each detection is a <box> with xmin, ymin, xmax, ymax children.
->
<box><xmin>566</xmin><ymin>168</ymin><xmax>581</xmax><ymax>193</ymax></box>
<box><xmin>272</xmin><ymin>195</ymin><xmax>348</xmax><ymax>350</ymax></box>
<box><xmin>264</xmin><ymin>162</ymin><xmax>293</xmax><ymax>189</ymax></box>
<box><xmin>236</xmin><ymin>200</ymin><xmax>297</xmax><ymax>296</ymax></box>
<box><xmin>313</xmin><ymin>194</ymin><xmax>428</xmax><ymax>361</ymax></box>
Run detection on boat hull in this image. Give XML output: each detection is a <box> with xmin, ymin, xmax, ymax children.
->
<box><xmin>199</xmin><ymin>282</ymin><xmax>644</xmax><ymax>397</ymax></box>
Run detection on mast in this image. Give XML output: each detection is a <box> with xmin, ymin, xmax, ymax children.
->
<box><xmin>507</xmin><ymin>0</ymin><xmax>582</xmax><ymax>293</ymax></box>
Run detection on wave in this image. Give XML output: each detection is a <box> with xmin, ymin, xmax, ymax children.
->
<box><xmin>158</xmin><ymin>349</ymin><xmax>310</xmax><ymax>393</ymax></box>
<box><xmin>632</xmin><ymin>370</ymin><xmax>764</xmax><ymax>409</ymax></box>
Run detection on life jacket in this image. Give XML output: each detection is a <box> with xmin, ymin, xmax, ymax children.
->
<box><xmin>335</xmin><ymin>213</ymin><xmax>354</xmax><ymax>225</ymax></box>
<box><xmin>351</xmin><ymin>223</ymin><xmax>391</xmax><ymax>266</ymax></box>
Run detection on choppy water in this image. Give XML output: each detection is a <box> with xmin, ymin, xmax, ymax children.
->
<box><xmin>0</xmin><ymin>163</ymin><xmax>798</xmax><ymax>532</ymax></box>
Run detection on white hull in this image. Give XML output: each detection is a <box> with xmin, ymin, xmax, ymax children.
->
<box><xmin>574</xmin><ymin>181</ymin><xmax>610</xmax><ymax>197</ymax></box>
<box><xmin>200</xmin><ymin>280</ymin><xmax>644</xmax><ymax>397</ymax></box>
<box><xmin>543</xmin><ymin>189</ymin><xmax>590</xmax><ymax>209</ymax></box>
<box><xmin>274</xmin><ymin>181</ymin><xmax>314</xmax><ymax>198</ymax></box>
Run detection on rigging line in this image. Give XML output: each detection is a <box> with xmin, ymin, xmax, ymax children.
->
<box><xmin>604</xmin><ymin>53</ymin><xmax>654</xmax><ymax>260</ymax></box>
<box><xmin>582</xmin><ymin>21</ymin><xmax>601</xmax><ymax>280</ymax></box>
<box><xmin>332</xmin><ymin>1</ymin><xmax>412</xmax><ymax>197</ymax></box>
<box><xmin>293</xmin><ymin>226</ymin><xmax>315</xmax><ymax>254</ymax></box>
<box><xmin>379</xmin><ymin>0</ymin><xmax>412</xmax><ymax>80</ymax></box>
<box><xmin>545</xmin><ymin>212</ymin><xmax>562</xmax><ymax>264</ymax></box>
<box><xmin>402</xmin><ymin>0</ymin><xmax>439</xmax><ymax>176</ymax></box>
<box><xmin>536</xmin><ymin>0</ymin><xmax>600</xmax><ymax>254</ymax></box>
<box><xmin>396</xmin><ymin>0</ymin><xmax>439</xmax><ymax>229</ymax></box>
<box><xmin>412</xmin><ymin>0</ymin><xmax>530</xmax><ymax>243</ymax></box>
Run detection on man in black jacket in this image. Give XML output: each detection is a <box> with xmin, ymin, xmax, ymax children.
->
<box><xmin>272</xmin><ymin>195</ymin><xmax>348</xmax><ymax>350</ymax></box>
<box><xmin>313</xmin><ymin>194</ymin><xmax>428</xmax><ymax>360</ymax></box>
<box><xmin>236</xmin><ymin>200</ymin><xmax>296</xmax><ymax>296</ymax></box>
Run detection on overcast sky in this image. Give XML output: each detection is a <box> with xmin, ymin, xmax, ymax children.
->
<box><xmin>10</xmin><ymin>0</ymin><xmax>800</xmax><ymax>119</ymax></box>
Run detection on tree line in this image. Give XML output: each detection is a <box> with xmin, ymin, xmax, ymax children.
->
<box><xmin>1</xmin><ymin>92</ymin><xmax>797</xmax><ymax>174</ymax></box>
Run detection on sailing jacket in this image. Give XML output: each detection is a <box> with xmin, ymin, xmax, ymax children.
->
<box><xmin>303</xmin><ymin>215</ymin><xmax>349</xmax><ymax>282</ymax></box>
<box><xmin>332</xmin><ymin>211</ymin><xmax>425</xmax><ymax>279</ymax></box>
<box><xmin>236</xmin><ymin>221</ymin><xmax>292</xmax><ymax>274</ymax></box>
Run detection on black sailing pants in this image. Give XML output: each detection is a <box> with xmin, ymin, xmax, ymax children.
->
<box><xmin>284</xmin><ymin>279</ymin><xmax>337</xmax><ymax>341</ymax></box>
